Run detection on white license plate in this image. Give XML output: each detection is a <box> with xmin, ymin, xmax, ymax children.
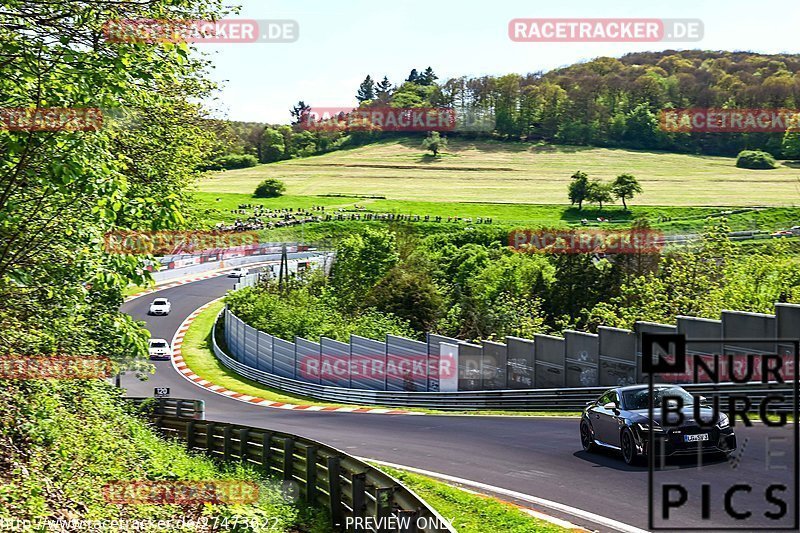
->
<box><xmin>684</xmin><ymin>434</ymin><xmax>709</xmax><ymax>442</ymax></box>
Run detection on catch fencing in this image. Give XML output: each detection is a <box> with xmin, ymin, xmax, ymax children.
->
<box><xmin>225</xmin><ymin>275</ymin><xmax>800</xmax><ymax>393</ymax></box>
<box><xmin>134</xmin><ymin>404</ymin><xmax>453</xmax><ymax>532</ymax></box>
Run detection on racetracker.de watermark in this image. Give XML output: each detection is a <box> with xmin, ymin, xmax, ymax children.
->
<box><xmin>102</xmin><ymin>480</ymin><xmax>259</xmax><ymax>505</ymax></box>
<box><xmin>509</xmin><ymin>18</ymin><xmax>703</xmax><ymax>42</ymax></box>
<box><xmin>509</xmin><ymin>228</ymin><xmax>664</xmax><ymax>254</ymax></box>
<box><xmin>104</xmin><ymin>230</ymin><xmax>260</xmax><ymax>256</ymax></box>
<box><xmin>298</xmin><ymin>107</ymin><xmax>457</xmax><ymax>132</ymax></box>
<box><xmin>103</xmin><ymin>19</ymin><xmax>298</xmax><ymax>43</ymax></box>
<box><xmin>0</xmin><ymin>108</ymin><xmax>102</xmax><ymax>132</ymax></box>
<box><xmin>0</xmin><ymin>356</ymin><xmax>112</xmax><ymax>380</ymax></box>
<box><xmin>299</xmin><ymin>354</ymin><xmax>457</xmax><ymax>382</ymax></box>
<box><xmin>660</xmin><ymin>108</ymin><xmax>800</xmax><ymax>133</ymax></box>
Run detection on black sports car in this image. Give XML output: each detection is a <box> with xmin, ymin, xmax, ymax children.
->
<box><xmin>580</xmin><ymin>384</ymin><xmax>736</xmax><ymax>465</ymax></box>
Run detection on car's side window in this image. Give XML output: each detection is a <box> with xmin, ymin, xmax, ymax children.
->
<box><xmin>598</xmin><ymin>390</ymin><xmax>614</xmax><ymax>406</ymax></box>
<box><xmin>611</xmin><ymin>391</ymin><xmax>621</xmax><ymax>408</ymax></box>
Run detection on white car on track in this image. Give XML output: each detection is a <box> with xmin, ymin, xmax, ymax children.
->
<box><xmin>148</xmin><ymin>339</ymin><xmax>173</xmax><ymax>360</ymax></box>
<box><xmin>148</xmin><ymin>298</ymin><xmax>171</xmax><ymax>315</ymax></box>
<box><xmin>227</xmin><ymin>267</ymin><xmax>249</xmax><ymax>278</ymax></box>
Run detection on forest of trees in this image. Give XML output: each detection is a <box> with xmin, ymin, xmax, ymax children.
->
<box><xmin>209</xmin><ymin>51</ymin><xmax>800</xmax><ymax>167</ymax></box>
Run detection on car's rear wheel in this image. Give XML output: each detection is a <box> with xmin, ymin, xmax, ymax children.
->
<box><xmin>621</xmin><ymin>428</ymin><xmax>639</xmax><ymax>465</ymax></box>
<box><xmin>580</xmin><ymin>421</ymin><xmax>596</xmax><ymax>452</ymax></box>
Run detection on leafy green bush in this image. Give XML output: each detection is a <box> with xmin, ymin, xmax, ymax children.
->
<box><xmin>735</xmin><ymin>150</ymin><xmax>778</xmax><ymax>169</ymax></box>
<box><xmin>254</xmin><ymin>178</ymin><xmax>287</xmax><ymax>198</ymax></box>
<box><xmin>219</xmin><ymin>154</ymin><xmax>259</xmax><ymax>169</ymax></box>
<box><xmin>201</xmin><ymin>154</ymin><xmax>259</xmax><ymax>171</ymax></box>
<box><xmin>225</xmin><ymin>285</ymin><xmax>414</xmax><ymax>342</ymax></box>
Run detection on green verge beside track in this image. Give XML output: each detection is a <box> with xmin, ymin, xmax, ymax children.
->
<box><xmin>374</xmin><ymin>465</ymin><xmax>570</xmax><ymax>533</ymax></box>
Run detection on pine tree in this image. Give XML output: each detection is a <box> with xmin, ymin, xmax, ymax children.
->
<box><xmin>356</xmin><ymin>75</ymin><xmax>376</xmax><ymax>103</ymax></box>
<box><xmin>419</xmin><ymin>66</ymin><xmax>438</xmax><ymax>86</ymax></box>
<box><xmin>376</xmin><ymin>76</ymin><xmax>393</xmax><ymax>103</ymax></box>
<box><xmin>289</xmin><ymin>101</ymin><xmax>311</xmax><ymax>125</ymax></box>
<box><xmin>405</xmin><ymin>69</ymin><xmax>419</xmax><ymax>83</ymax></box>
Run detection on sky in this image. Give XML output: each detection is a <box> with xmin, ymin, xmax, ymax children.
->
<box><xmin>198</xmin><ymin>0</ymin><xmax>800</xmax><ymax>124</ymax></box>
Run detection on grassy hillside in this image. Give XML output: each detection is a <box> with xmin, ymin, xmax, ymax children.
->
<box><xmin>198</xmin><ymin>139</ymin><xmax>800</xmax><ymax>206</ymax></box>
<box><xmin>0</xmin><ymin>380</ymin><xmax>328</xmax><ymax>531</ymax></box>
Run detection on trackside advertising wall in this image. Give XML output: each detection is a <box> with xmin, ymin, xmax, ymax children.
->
<box><xmin>222</xmin><ymin>303</ymin><xmax>800</xmax><ymax>392</ymax></box>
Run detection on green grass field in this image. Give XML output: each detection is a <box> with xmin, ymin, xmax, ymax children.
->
<box><xmin>192</xmin><ymin>191</ymin><xmax>800</xmax><ymax>242</ymax></box>
<box><xmin>198</xmin><ymin>138</ymin><xmax>800</xmax><ymax>206</ymax></box>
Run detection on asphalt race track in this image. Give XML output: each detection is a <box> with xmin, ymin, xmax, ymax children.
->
<box><xmin>121</xmin><ymin>272</ymin><xmax>798</xmax><ymax>532</ymax></box>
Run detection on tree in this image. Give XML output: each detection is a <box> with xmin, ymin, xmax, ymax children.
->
<box><xmin>290</xmin><ymin>101</ymin><xmax>311</xmax><ymax>126</ymax></box>
<box><xmin>422</xmin><ymin>131</ymin><xmax>447</xmax><ymax>156</ymax></box>
<box><xmin>254</xmin><ymin>178</ymin><xmax>286</xmax><ymax>198</ymax></box>
<box><xmin>587</xmin><ymin>181</ymin><xmax>613</xmax><ymax>210</ymax></box>
<box><xmin>567</xmin><ymin>170</ymin><xmax>590</xmax><ymax>210</ymax></box>
<box><xmin>782</xmin><ymin>128</ymin><xmax>800</xmax><ymax>159</ymax></box>
<box><xmin>623</xmin><ymin>103</ymin><xmax>661</xmax><ymax>149</ymax></box>
<box><xmin>611</xmin><ymin>174</ymin><xmax>643</xmax><ymax>210</ymax></box>
<box><xmin>260</xmin><ymin>127</ymin><xmax>286</xmax><ymax>163</ymax></box>
<box><xmin>365</xmin><ymin>265</ymin><xmax>443</xmax><ymax>332</ymax></box>
<box><xmin>329</xmin><ymin>228</ymin><xmax>399</xmax><ymax>312</ymax></box>
<box><xmin>406</xmin><ymin>69</ymin><xmax>419</xmax><ymax>83</ymax></box>
<box><xmin>419</xmin><ymin>67</ymin><xmax>438</xmax><ymax>86</ymax></box>
<box><xmin>356</xmin><ymin>75</ymin><xmax>376</xmax><ymax>103</ymax></box>
<box><xmin>376</xmin><ymin>76</ymin><xmax>393</xmax><ymax>103</ymax></box>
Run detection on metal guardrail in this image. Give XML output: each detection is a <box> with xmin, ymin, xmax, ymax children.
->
<box><xmin>211</xmin><ymin>311</ymin><xmax>795</xmax><ymax>411</ymax></box>
<box><xmin>140</xmin><ymin>411</ymin><xmax>454</xmax><ymax>532</ymax></box>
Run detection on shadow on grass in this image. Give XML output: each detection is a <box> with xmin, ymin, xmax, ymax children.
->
<box><xmin>559</xmin><ymin>207</ymin><xmax>634</xmax><ymax>223</ymax></box>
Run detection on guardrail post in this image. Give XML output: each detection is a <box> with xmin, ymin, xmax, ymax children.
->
<box><xmin>223</xmin><ymin>426</ymin><xmax>233</xmax><ymax>461</ymax></box>
<box><xmin>375</xmin><ymin>488</ymin><xmax>394</xmax><ymax>533</ymax></box>
<box><xmin>206</xmin><ymin>423</ymin><xmax>216</xmax><ymax>454</ymax></box>
<box><xmin>195</xmin><ymin>400</ymin><xmax>205</xmax><ymax>420</ymax></box>
<box><xmin>351</xmin><ymin>472</ymin><xmax>367</xmax><ymax>524</ymax></box>
<box><xmin>261</xmin><ymin>432</ymin><xmax>273</xmax><ymax>472</ymax></box>
<box><xmin>304</xmin><ymin>445</ymin><xmax>317</xmax><ymax>504</ymax></box>
<box><xmin>282</xmin><ymin>437</ymin><xmax>295</xmax><ymax>481</ymax></box>
<box><xmin>398</xmin><ymin>510</ymin><xmax>419</xmax><ymax>533</ymax></box>
<box><xmin>239</xmin><ymin>428</ymin><xmax>250</xmax><ymax>462</ymax></box>
<box><xmin>186</xmin><ymin>420</ymin><xmax>196</xmax><ymax>450</ymax></box>
<box><xmin>327</xmin><ymin>456</ymin><xmax>343</xmax><ymax>529</ymax></box>
<box><xmin>157</xmin><ymin>398</ymin><xmax>166</xmax><ymax>414</ymax></box>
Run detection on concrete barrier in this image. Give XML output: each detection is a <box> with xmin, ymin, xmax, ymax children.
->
<box><xmin>427</xmin><ymin>333</ymin><xmax>459</xmax><ymax>392</ymax></box>
<box><xmin>386</xmin><ymin>335</ymin><xmax>428</xmax><ymax>392</ymax></box>
<box><xmin>482</xmin><ymin>341</ymin><xmax>508</xmax><ymax>390</ymax></box>
<box><xmin>295</xmin><ymin>337</ymin><xmax>321</xmax><ymax>384</ymax></box>
<box><xmin>722</xmin><ymin>310</ymin><xmax>776</xmax><ymax>354</ymax></box>
<box><xmin>598</xmin><ymin>326</ymin><xmax>636</xmax><ymax>386</ymax></box>
<box><xmin>564</xmin><ymin>330</ymin><xmax>599</xmax><ymax>387</ymax></box>
<box><xmin>457</xmin><ymin>342</ymin><xmax>483</xmax><ymax>391</ymax></box>
<box><xmin>634</xmin><ymin>321</ymin><xmax>677</xmax><ymax>382</ymax></box>
<box><xmin>776</xmin><ymin>303</ymin><xmax>800</xmax><ymax>356</ymax></box>
<box><xmin>506</xmin><ymin>336</ymin><xmax>535</xmax><ymax>389</ymax></box>
<box><xmin>350</xmin><ymin>335</ymin><xmax>386</xmax><ymax>391</ymax></box>
<box><xmin>534</xmin><ymin>334</ymin><xmax>565</xmax><ymax>388</ymax></box>
<box><xmin>677</xmin><ymin>315</ymin><xmax>722</xmax><ymax>355</ymax></box>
